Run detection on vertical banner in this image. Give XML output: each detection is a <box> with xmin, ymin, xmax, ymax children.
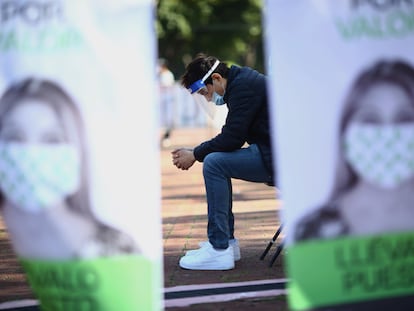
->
<box><xmin>0</xmin><ymin>0</ymin><xmax>163</xmax><ymax>310</ymax></box>
<box><xmin>265</xmin><ymin>0</ymin><xmax>414</xmax><ymax>310</ymax></box>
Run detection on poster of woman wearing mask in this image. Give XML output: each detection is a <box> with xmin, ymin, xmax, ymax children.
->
<box><xmin>294</xmin><ymin>59</ymin><xmax>414</xmax><ymax>241</ymax></box>
<box><xmin>0</xmin><ymin>1</ymin><xmax>162</xmax><ymax>310</ymax></box>
<box><xmin>264</xmin><ymin>1</ymin><xmax>414</xmax><ymax>310</ymax></box>
<box><xmin>0</xmin><ymin>77</ymin><xmax>142</xmax><ymax>259</ymax></box>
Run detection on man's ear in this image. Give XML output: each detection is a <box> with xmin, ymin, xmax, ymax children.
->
<box><xmin>211</xmin><ymin>73</ymin><xmax>223</xmax><ymax>81</ymax></box>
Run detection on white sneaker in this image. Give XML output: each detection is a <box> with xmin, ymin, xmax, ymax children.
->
<box><xmin>179</xmin><ymin>242</ymin><xmax>234</xmax><ymax>270</ymax></box>
<box><xmin>185</xmin><ymin>239</ymin><xmax>241</xmax><ymax>261</ymax></box>
<box><xmin>231</xmin><ymin>239</ymin><xmax>241</xmax><ymax>261</ymax></box>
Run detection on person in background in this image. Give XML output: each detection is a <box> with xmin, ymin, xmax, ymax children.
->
<box><xmin>172</xmin><ymin>53</ymin><xmax>275</xmax><ymax>270</ymax></box>
<box><xmin>158</xmin><ymin>58</ymin><xmax>176</xmax><ymax>148</ymax></box>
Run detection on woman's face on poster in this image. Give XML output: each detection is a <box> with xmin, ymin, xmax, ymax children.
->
<box><xmin>350</xmin><ymin>82</ymin><xmax>414</xmax><ymax>125</ymax></box>
<box><xmin>0</xmin><ymin>98</ymin><xmax>81</xmax><ymax>212</ymax></box>
<box><xmin>343</xmin><ymin>81</ymin><xmax>414</xmax><ymax>190</ymax></box>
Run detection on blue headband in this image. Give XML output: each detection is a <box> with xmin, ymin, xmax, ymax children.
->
<box><xmin>188</xmin><ymin>60</ymin><xmax>220</xmax><ymax>94</ymax></box>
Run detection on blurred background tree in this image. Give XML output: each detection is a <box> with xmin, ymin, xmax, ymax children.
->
<box><xmin>156</xmin><ymin>0</ymin><xmax>264</xmax><ymax>80</ymax></box>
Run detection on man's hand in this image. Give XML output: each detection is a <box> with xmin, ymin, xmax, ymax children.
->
<box><xmin>171</xmin><ymin>148</ymin><xmax>196</xmax><ymax>170</ymax></box>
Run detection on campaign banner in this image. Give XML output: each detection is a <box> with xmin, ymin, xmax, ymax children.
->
<box><xmin>0</xmin><ymin>1</ymin><xmax>163</xmax><ymax>310</ymax></box>
<box><xmin>264</xmin><ymin>1</ymin><xmax>414</xmax><ymax>310</ymax></box>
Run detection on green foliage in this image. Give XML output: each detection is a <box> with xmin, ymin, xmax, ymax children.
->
<box><xmin>156</xmin><ymin>0</ymin><xmax>264</xmax><ymax>79</ymax></box>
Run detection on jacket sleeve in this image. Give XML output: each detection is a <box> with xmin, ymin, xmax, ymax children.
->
<box><xmin>193</xmin><ymin>77</ymin><xmax>263</xmax><ymax>162</ymax></box>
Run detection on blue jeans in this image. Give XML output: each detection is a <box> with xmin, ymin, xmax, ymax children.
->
<box><xmin>202</xmin><ymin>144</ymin><xmax>273</xmax><ymax>249</ymax></box>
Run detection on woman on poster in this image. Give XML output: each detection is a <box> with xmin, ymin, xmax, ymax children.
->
<box><xmin>295</xmin><ymin>59</ymin><xmax>414</xmax><ymax>241</ymax></box>
<box><xmin>0</xmin><ymin>77</ymin><xmax>140</xmax><ymax>259</ymax></box>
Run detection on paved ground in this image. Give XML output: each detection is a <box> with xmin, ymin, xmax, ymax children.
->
<box><xmin>0</xmin><ymin>126</ymin><xmax>287</xmax><ymax>310</ymax></box>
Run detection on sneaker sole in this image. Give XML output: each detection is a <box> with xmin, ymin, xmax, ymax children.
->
<box><xmin>179</xmin><ymin>261</ymin><xmax>235</xmax><ymax>270</ymax></box>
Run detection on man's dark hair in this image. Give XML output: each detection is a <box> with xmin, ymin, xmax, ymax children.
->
<box><xmin>181</xmin><ymin>53</ymin><xmax>229</xmax><ymax>88</ymax></box>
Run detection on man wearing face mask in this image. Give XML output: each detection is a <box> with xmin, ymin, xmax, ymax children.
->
<box><xmin>172</xmin><ymin>53</ymin><xmax>275</xmax><ymax>270</ymax></box>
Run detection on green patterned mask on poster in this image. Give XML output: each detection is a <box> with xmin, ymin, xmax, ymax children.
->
<box><xmin>0</xmin><ymin>143</ymin><xmax>80</xmax><ymax>212</ymax></box>
<box><xmin>343</xmin><ymin>123</ymin><xmax>414</xmax><ymax>189</ymax></box>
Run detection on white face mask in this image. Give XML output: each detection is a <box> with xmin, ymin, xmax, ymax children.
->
<box><xmin>0</xmin><ymin>143</ymin><xmax>81</xmax><ymax>213</ymax></box>
<box><xmin>343</xmin><ymin>123</ymin><xmax>414</xmax><ymax>189</ymax></box>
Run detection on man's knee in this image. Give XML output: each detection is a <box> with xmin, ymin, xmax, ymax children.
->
<box><xmin>203</xmin><ymin>152</ymin><xmax>224</xmax><ymax>174</ymax></box>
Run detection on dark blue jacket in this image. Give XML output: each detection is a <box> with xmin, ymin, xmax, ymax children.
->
<box><xmin>193</xmin><ymin>65</ymin><xmax>274</xmax><ymax>183</ymax></box>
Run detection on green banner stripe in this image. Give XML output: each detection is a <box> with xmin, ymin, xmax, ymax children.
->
<box><xmin>20</xmin><ymin>255</ymin><xmax>162</xmax><ymax>311</ymax></box>
<box><xmin>286</xmin><ymin>231</ymin><xmax>414</xmax><ymax>310</ymax></box>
